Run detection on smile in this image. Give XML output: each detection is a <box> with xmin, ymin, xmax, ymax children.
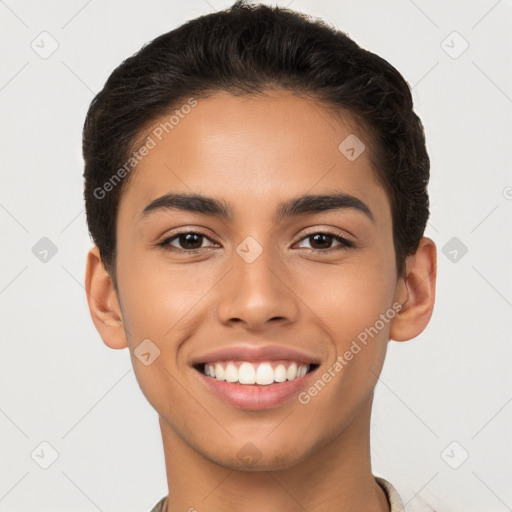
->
<box><xmin>201</xmin><ymin>360</ymin><xmax>318</xmax><ymax>385</ymax></box>
<box><xmin>193</xmin><ymin>360</ymin><xmax>320</xmax><ymax>410</ymax></box>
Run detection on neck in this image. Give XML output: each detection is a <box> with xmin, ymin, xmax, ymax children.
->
<box><xmin>159</xmin><ymin>396</ymin><xmax>389</xmax><ymax>512</ymax></box>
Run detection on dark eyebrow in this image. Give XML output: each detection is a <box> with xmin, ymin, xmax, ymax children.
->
<box><xmin>275</xmin><ymin>193</ymin><xmax>374</xmax><ymax>223</ymax></box>
<box><xmin>140</xmin><ymin>193</ymin><xmax>233</xmax><ymax>221</ymax></box>
<box><xmin>139</xmin><ymin>192</ymin><xmax>374</xmax><ymax>223</ymax></box>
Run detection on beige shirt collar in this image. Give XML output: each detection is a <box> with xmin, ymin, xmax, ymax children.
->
<box><xmin>375</xmin><ymin>476</ymin><xmax>405</xmax><ymax>512</ymax></box>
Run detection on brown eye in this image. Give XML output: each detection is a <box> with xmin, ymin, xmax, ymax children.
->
<box><xmin>174</xmin><ymin>233</ymin><xmax>205</xmax><ymax>250</ymax></box>
<box><xmin>296</xmin><ymin>231</ymin><xmax>354</xmax><ymax>251</ymax></box>
<box><xmin>158</xmin><ymin>231</ymin><xmax>218</xmax><ymax>253</ymax></box>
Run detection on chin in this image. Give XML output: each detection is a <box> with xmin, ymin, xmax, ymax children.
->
<box><xmin>204</xmin><ymin>441</ymin><xmax>312</xmax><ymax>472</ymax></box>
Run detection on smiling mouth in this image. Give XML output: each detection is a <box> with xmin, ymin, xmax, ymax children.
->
<box><xmin>193</xmin><ymin>360</ymin><xmax>320</xmax><ymax>386</ymax></box>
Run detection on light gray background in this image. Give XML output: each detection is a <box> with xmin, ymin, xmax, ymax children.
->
<box><xmin>1</xmin><ymin>1</ymin><xmax>511</xmax><ymax>511</ymax></box>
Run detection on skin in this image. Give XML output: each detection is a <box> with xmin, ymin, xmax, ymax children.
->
<box><xmin>85</xmin><ymin>90</ymin><xmax>436</xmax><ymax>512</ymax></box>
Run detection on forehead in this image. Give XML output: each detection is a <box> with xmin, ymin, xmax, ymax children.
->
<box><xmin>120</xmin><ymin>90</ymin><xmax>390</xmax><ymax>225</ymax></box>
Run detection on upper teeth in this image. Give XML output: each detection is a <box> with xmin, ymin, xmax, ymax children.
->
<box><xmin>204</xmin><ymin>361</ymin><xmax>310</xmax><ymax>385</ymax></box>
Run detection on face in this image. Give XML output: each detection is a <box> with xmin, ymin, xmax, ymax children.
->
<box><xmin>112</xmin><ymin>90</ymin><xmax>405</xmax><ymax>469</ymax></box>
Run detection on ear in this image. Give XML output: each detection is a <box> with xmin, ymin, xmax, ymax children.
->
<box><xmin>84</xmin><ymin>245</ymin><xmax>128</xmax><ymax>349</ymax></box>
<box><xmin>389</xmin><ymin>237</ymin><xmax>437</xmax><ymax>342</ymax></box>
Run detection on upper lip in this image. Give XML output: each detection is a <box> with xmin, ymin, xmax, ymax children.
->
<box><xmin>190</xmin><ymin>344</ymin><xmax>321</xmax><ymax>366</ymax></box>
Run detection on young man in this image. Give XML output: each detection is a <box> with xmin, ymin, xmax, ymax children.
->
<box><xmin>83</xmin><ymin>2</ymin><xmax>436</xmax><ymax>511</ymax></box>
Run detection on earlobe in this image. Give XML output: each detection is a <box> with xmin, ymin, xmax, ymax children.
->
<box><xmin>389</xmin><ymin>237</ymin><xmax>437</xmax><ymax>342</ymax></box>
<box><xmin>84</xmin><ymin>246</ymin><xmax>128</xmax><ymax>349</ymax></box>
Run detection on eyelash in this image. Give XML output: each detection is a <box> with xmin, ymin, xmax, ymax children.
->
<box><xmin>156</xmin><ymin>229</ymin><xmax>355</xmax><ymax>254</ymax></box>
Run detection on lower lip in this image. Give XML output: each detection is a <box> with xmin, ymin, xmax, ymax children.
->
<box><xmin>194</xmin><ymin>367</ymin><xmax>318</xmax><ymax>410</ymax></box>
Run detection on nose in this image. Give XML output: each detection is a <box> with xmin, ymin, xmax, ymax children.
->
<box><xmin>215</xmin><ymin>241</ymin><xmax>300</xmax><ymax>331</ymax></box>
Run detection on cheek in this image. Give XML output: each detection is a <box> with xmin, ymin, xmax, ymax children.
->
<box><xmin>115</xmin><ymin>250</ymin><xmax>205</xmax><ymax>415</ymax></box>
<box><xmin>307</xmin><ymin>255</ymin><xmax>396</xmax><ymax>330</ymax></box>
<box><xmin>301</xmin><ymin>250</ymin><xmax>397</xmax><ymax>377</ymax></box>
<box><xmin>115</xmin><ymin>244</ymin><xmax>215</xmax><ymax>345</ymax></box>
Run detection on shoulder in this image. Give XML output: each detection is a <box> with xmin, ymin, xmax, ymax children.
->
<box><xmin>149</xmin><ymin>496</ymin><xmax>167</xmax><ymax>512</ymax></box>
<box><xmin>375</xmin><ymin>476</ymin><xmax>405</xmax><ymax>512</ymax></box>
